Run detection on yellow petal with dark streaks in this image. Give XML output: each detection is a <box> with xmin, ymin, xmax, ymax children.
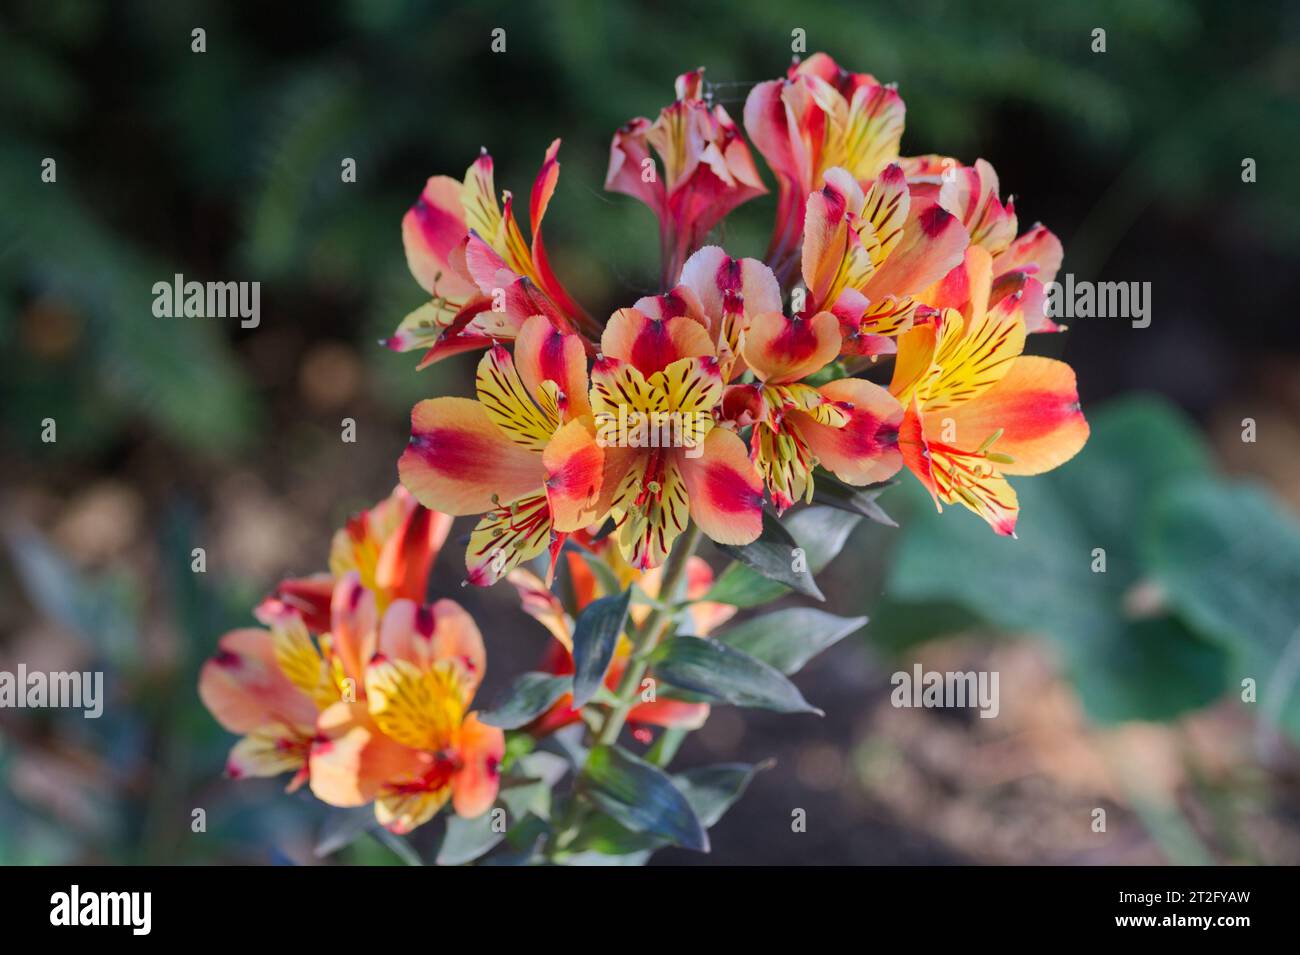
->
<box><xmin>365</xmin><ymin>657</ymin><xmax>465</xmax><ymax>752</ymax></box>
<box><xmin>475</xmin><ymin>345</ymin><xmax>555</xmax><ymax>452</ymax></box>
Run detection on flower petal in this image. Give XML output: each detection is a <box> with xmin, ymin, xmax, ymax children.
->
<box><xmin>796</xmin><ymin>377</ymin><xmax>903</xmax><ymax>485</ymax></box>
<box><xmin>451</xmin><ymin>713</ymin><xmax>505</xmax><ymax>818</ymax></box>
<box><xmin>507</xmin><ymin>566</ymin><xmax>573</xmax><ymax>653</ymax></box>
<box><xmin>514</xmin><ymin>314</ymin><xmax>591</xmax><ymax>419</ymax></box>
<box><xmin>465</xmin><ymin>492</ymin><xmax>552</xmax><ymax>586</ymax></box>
<box><xmin>861</xmin><ymin>195</ymin><xmax>969</xmax><ymax>303</ymax></box>
<box><xmin>543</xmin><ymin>417</ymin><xmax>607</xmax><ymax>532</ymax></box>
<box><xmin>679</xmin><ymin>246</ymin><xmax>782</xmax><ymax>330</ymax></box>
<box><xmin>400</xmin><ymin>397</ymin><xmax>547</xmax><ymax>515</ymax></box>
<box><xmin>199</xmin><ymin>628</ymin><xmax>319</xmax><ymax>735</ymax></box>
<box><xmin>839</xmin><ymin>80</ymin><xmax>906</xmax><ymax>181</ymax></box>
<box><xmin>628</xmin><ymin>699</ymin><xmax>710</xmax><ymax>730</ymax></box>
<box><xmin>402</xmin><ymin>176</ymin><xmax>477</xmax><ymax>298</ymax></box>
<box><xmin>939</xmin><ymin>158</ymin><xmax>1017</xmax><ymax>255</ymax></box>
<box><xmin>742</xmin><ymin>310</ymin><xmax>841</xmax><ymax>384</ymax></box>
<box><xmin>427</xmin><ymin>598</ymin><xmax>488</xmax><ymax>696</ymax></box>
<box><xmin>676</xmin><ymin>428</ymin><xmax>764</xmax><ymax>546</ymax></box>
<box><xmin>992</xmin><ymin>223</ymin><xmax>1063</xmax><ymax>286</ymax></box>
<box><xmin>374</xmin><ymin>501</ymin><xmax>453</xmax><ymax>606</ymax></box>
<box><xmin>328</xmin><ymin>572</ymin><xmax>378</xmax><ymax>689</ymax></box>
<box><xmin>927</xmin><ymin>356</ymin><xmax>1088</xmax><ymax>476</ymax></box>
<box><xmin>590</xmin><ymin>356</ymin><xmax>669</xmax><ymax>418</ymax></box>
<box><xmin>365</xmin><ymin>655</ymin><xmax>465</xmax><ymax>751</ymax></box>
<box><xmin>605</xmin><ymin>117</ymin><xmax>666</xmax><ymax>218</ymax></box>
<box><xmin>226</xmin><ymin>726</ymin><xmax>313</xmax><ymax>784</ymax></box>
<box><xmin>376</xmin><ymin>788</ymin><xmax>450</xmax><ymax>835</ymax></box>
<box><xmin>601</xmin><ymin>308</ymin><xmax>713</xmax><ymax>375</ymax></box>
<box><xmin>652</xmin><ymin>355</ymin><xmax>724</xmax><ymax>414</ymax></box>
<box><xmin>460</xmin><ymin>151</ymin><xmax>503</xmax><ymax>252</ymax></box>
<box><xmin>309</xmin><ymin>701</ymin><xmax>427</xmax><ymax>808</ymax></box>
<box><xmin>255</xmin><ymin>573</ymin><xmax>334</xmax><ymax>633</ymax></box>
<box><xmin>476</xmin><ymin>343</ymin><xmax>555</xmax><ymax>452</ymax></box>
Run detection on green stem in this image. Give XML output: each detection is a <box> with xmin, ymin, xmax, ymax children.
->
<box><xmin>550</xmin><ymin>524</ymin><xmax>703</xmax><ymax>856</ymax></box>
<box><xmin>597</xmin><ymin>523</ymin><xmax>702</xmax><ymax>746</ymax></box>
<box><xmin>646</xmin><ymin>727</ymin><xmax>687</xmax><ymax>767</ymax></box>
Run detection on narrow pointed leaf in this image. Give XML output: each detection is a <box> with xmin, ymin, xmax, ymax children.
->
<box><xmin>715</xmin><ymin>510</ymin><xmax>824</xmax><ymax>600</ymax></box>
<box><xmin>718</xmin><ymin>608</ymin><xmax>868</xmax><ymax>674</ymax></box>
<box><xmin>580</xmin><ymin>745</ymin><xmax>708</xmax><ymax>852</ymax></box>
<box><xmin>572</xmin><ymin>760</ymin><xmax>771</xmax><ymax>856</ymax></box>
<box><xmin>651</xmin><ymin>636</ymin><xmax>823</xmax><ymax>714</ymax></box>
<box><xmin>479</xmin><ymin>672</ymin><xmax>572</xmax><ymax>729</ymax></box>
<box><xmin>437</xmin><ymin>810</ymin><xmax>504</xmax><ymax>866</ymax></box>
<box><xmin>570</xmin><ymin>588</ymin><xmax>632</xmax><ymax>708</ymax></box>
<box><xmin>707</xmin><ymin>506</ymin><xmax>861</xmax><ymax>607</ymax></box>
<box><xmin>812</xmin><ymin>472</ymin><xmax>898</xmax><ymax>527</ymax></box>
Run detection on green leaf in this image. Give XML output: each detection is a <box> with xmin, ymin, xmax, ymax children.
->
<box><xmin>497</xmin><ymin>780</ymin><xmax>552</xmax><ymax>823</ymax></box>
<box><xmin>570</xmin><ymin>588</ymin><xmax>632</xmax><ymax>708</ymax></box>
<box><xmin>717</xmin><ymin>608</ymin><xmax>868</xmax><ymax>674</ymax></box>
<box><xmin>812</xmin><ymin>473</ymin><xmax>898</xmax><ymax>527</ymax></box>
<box><xmin>314</xmin><ymin>807</ymin><xmax>378</xmax><ymax>859</ymax></box>
<box><xmin>716</xmin><ymin>510</ymin><xmax>824</xmax><ymax>600</ymax></box>
<box><xmin>673</xmin><ymin>761</ymin><xmax>772</xmax><ymax>827</ymax></box>
<box><xmin>580</xmin><ymin>745</ymin><xmax>708</xmax><ymax>852</ymax></box>
<box><xmin>372</xmin><ymin>829</ymin><xmax>423</xmax><ymax>866</ymax></box>
<box><xmin>479</xmin><ymin>672</ymin><xmax>572</xmax><ymax>730</ymax></box>
<box><xmin>650</xmin><ymin>636</ymin><xmax>823</xmax><ymax>715</ymax></box>
<box><xmin>708</xmin><ymin>506</ymin><xmax>861</xmax><ymax>607</ymax></box>
<box><xmin>436</xmin><ymin>811</ymin><xmax>504</xmax><ymax>866</ymax></box>
<box><xmin>485</xmin><ymin>814</ymin><xmax>550</xmax><ymax>866</ymax></box>
<box><xmin>572</xmin><ymin>760</ymin><xmax>770</xmax><ymax>856</ymax></box>
<box><xmin>887</xmin><ymin>397</ymin><xmax>1227</xmax><ymax>723</ymax></box>
<box><xmin>1147</xmin><ymin>478</ymin><xmax>1300</xmax><ymax>740</ymax></box>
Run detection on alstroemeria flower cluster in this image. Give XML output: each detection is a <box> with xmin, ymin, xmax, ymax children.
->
<box><xmin>203</xmin><ymin>51</ymin><xmax>1093</xmax><ymax>851</ymax></box>
<box><xmin>199</xmin><ymin>487</ymin><xmax>505</xmax><ymax>832</ymax></box>
<box><xmin>391</xmin><ymin>55</ymin><xmax>1085</xmax><ymax>552</ymax></box>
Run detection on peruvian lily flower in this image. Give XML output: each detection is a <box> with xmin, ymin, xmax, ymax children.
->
<box><xmin>558</xmin><ymin>305</ymin><xmax>765</xmax><ymax>569</ymax></box>
<box><xmin>387</xmin><ymin>142</ymin><xmax>593</xmax><ymax>367</ymax></box>
<box><xmin>889</xmin><ymin>246</ymin><xmax>1089</xmax><ymax>535</ymax></box>
<box><xmin>256</xmin><ymin>485</ymin><xmax>451</xmax><ymax>633</ymax></box>
<box><xmin>607</xmin><ymin>68</ymin><xmax>767</xmax><ymax>288</ymax></box>
<box><xmin>799</xmin><ymin>164</ymin><xmax>968</xmax><ymax>358</ymax></box>
<box><xmin>507</xmin><ymin>554</ymin><xmax>734</xmax><ymax>737</ymax></box>
<box><xmin>309</xmin><ymin>595</ymin><xmax>503</xmax><ymax>832</ymax></box>
<box><xmin>725</xmin><ymin>306</ymin><xmax>903</xmax><ymax>513</ymax></box>
<box><xmin>675</xmin><ymin>245</ymin><xmax>784</xmax><ymax>381</ymax></box>
<box><xmin>198</xmin><ymin>619</ymin><xmax>324</xmax><ymax>791</ymax></box>
<box><xmin>744</xmin><ymin>52</ymin><xmax>906</xmax><ymax>279</ymax></box>
<box><xmin>199</xmin><ymin>571</ymin><xmax>381</xmax><ymax>789</ymax></box>
<box><xmin>903</xmin><ymin>156</ymin><xmax>1064</xmax><ymax>333</ymax></box>
<box><xmin>399</xmin><ymin>315</ymin><xmax>604</xmax><ymax>585</ymax></box>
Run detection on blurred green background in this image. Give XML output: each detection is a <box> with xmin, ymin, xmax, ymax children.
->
<box><xmin>1</xmin><ymin>0</ymin><xmax>1298</xmax><ymax>864</ymax></box>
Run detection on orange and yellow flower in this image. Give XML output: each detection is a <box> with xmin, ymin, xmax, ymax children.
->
<box><xmin>388</xmin><ymin>142</ymin><xmax>592</xmax><ymax>366</ymax></box>
<box><xmin>799</xmin><ymin>164</ymin><xmax>967</xmax><ymax>357</ymax></box>
<box><xmin>744</xmin><ymin>52</ymin><xmax>906</xmax><ymax>277</ymax></box>
<box><xmin>202</xmin><ymin>487</ymin><xmax>501</xmax><ymax>833</ymax></box>
<box><xmin>608</xmin><ymin>68</ymin><xmax>767</xmax><ymax>287</ymax></box>
<box><xmin>889</xmin><ymin>246</ymin><xmax>1089</xmax><ymax>535</ymax></box>
<box><xmin>573</xmin><ymin>306</ymin><xmax>765</xmax><ymax>569</ymax></box>
<box><xmin>199</xmin><ymin>569</ymin><xmax>381</xmax><ymax>790</ymax></box>
<box><xmin>399</xmin><ymin>315</ymin><xmax>604</xmax><ymax>585</ymax></box>
<box><xmin>904</xmin><ymin>155</ymin><xmax>1065</xmax><ymax>333</ymax></box>
<box><xmin>724</xmin><ymin>305</ymin><xmax>904</xmax><ymax>513</ymax></box>
<box><xmin>308</xmin><ymin>596</ymin><xmax>503</xmax><ymax>833</ymax></box>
